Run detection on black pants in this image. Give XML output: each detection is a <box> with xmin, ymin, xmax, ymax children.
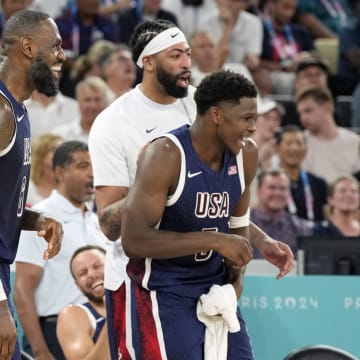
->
<box><xmin>22</xmin><ymin>316</ymin><xmax>65</xmax><ymax>360</ymax></box>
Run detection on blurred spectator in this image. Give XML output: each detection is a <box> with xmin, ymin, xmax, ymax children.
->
<box><xmin>189</xmin><ymin>31</ymin><xmax>253</xmax><ymax>86</ymax></box>
<box><xmin>55</xmin><ymin>0</ymin><xmax>118</xmax><ymax>58</ymax></box>
<box><xmin>0</xmin><ymin>0</ymin><xmax>29</xmax><ymax>36</ymax></box>
<box><xmin>294</xmin><ymin>57</ymin><xmax>329</xmax><ymax>94</ymax></box>
<box><xmin>337</xmin><ymin>0</ymin><xmax>360</xmax><ymax>94</ymax></box>
<box><xmin>27</xmin><ymin>134</ymin><xmax>64</xmax><ymax>206</ymax></box>
<box><xmin>276</xmin><ymin>125</ymin><xmax>328</xmax><ymax>221</ymax></box>
<box><xmin>14</xmin><ymin>141</ymin><xmax>109</xmax><ymax>360</ymax></box>
<box><xmin>162</xmin><ymin>0</ymin><xmax>217</xmax><ymax>38</ymax></box>
<box><xmin>296</xmin><ymin>85</ymin><xmax>360</xmax><ymax>183</ymax></box>
<box><xmin>54</xmin><ymin>76</ymin><xmax>113</xmax><ymax>142</ymax></box>
<box><xmin>100</xmin><ymin>44</ymin><xmax>136</xmax><ymax>97</ymax></box>
<box><xmin>62</xmin><ymin>39</ymin><xmax>115</xmax><ymax>97</ymax></box>
<box><xmin>276</xmin><ymin>57</ymin><xmax>329</xmax><ymax>128</ymax></box>
<box><xmin>253</xmin><ymin>97</ymin><xmax>284</xmax><ymax>170</ymax></box>
<box><xmin>198</xmin><ymin>0</ymin><xmax>263</xmax><ymax>71</ymax></box>
<box><xmin>250</xmin><ymin>168</ymin><xmax>313</xmax><ymax>258</ymax></box>
<box><xmin>295</xmin><ymin>0</ymin><xmax>352</xmax><ymax>39</ymax></box>
<box><xmin>257</xmin><ymin>0</ymin><xmax>313</xmax><ymax>95</ymax></box>
<box><xmin>313</xmin><ymin>175</ymin><xmax>360</xmax><ymax>236</ymax></box>
<box><xmin>117</xmin><ymin>0</ymin><xmax>178</xmax><ymax>44</ymax></box>
<box><xmin>25</xmin><ymin>89</ymin><xmax>80</xmax><ymax>139</ymax></box>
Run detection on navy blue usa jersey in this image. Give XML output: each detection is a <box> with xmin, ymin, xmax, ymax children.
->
<box><xmin>0</xmin><ymin>80</ymin><xmax>30</xmax><ymax>263</ymax></box>
<box><xmin>126</xmin><ymin>125</ymin><xmax>246</xmax><ymax>299</ymax></box>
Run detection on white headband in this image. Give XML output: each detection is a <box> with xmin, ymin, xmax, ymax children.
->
<box><xmin>136</xmin><ymin>27</ymin><xmax>188</xmax><ymax>68</ymax></box>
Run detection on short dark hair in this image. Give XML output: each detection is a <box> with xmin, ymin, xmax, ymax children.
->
<box><xmin>295</xmin><ymin>85</ymin><xmax>334</xmax><ymax>107</ymax></box>
<box><xmin>1</xmin><ymin>10</ymin><xmax>50</xmax><ymax>51</ymax></box>
<box><xmin>70</xmin><ymin>245</ymin><xmax>106</xmax><ymax>279</ymax></box>
<box><xmin>52</xmin><ymin>140</ymin><xmax>88</xmax><ymax>170</ymax></box>
<box><xmin>129</xmin><ymin>20</ymin><xmax>176</xmax><ymax>65</ymax></box>
<box><xmin>194</xmin><ymin>70</ymin><xmax>258</xmax><ymax>115</ymax></box>
<box><xmin>275</xmin><ymin>124</ymin><xmax>305</xmax><ymax>145</ymax></box>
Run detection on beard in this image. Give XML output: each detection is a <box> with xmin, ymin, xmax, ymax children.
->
<box><xmin>31</xmin><ymin>55</ymin><xmax>58</xmax><ymax>97</ymax></box>
<box><xmin>82</xmin><ymin>289</ymin><xmax>104</xmax><ymax>304</ymax></box>
<box><xmin>156</xmin><ymin>64</ymin><xmax>188</xmax><ymax>99</ymax></box>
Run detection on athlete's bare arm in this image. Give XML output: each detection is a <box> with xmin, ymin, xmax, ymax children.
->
<box><xmin>0</xmin><ymin>96</ymin><xmax>16</xmax><ymax>151</ymax></box>
<box><xmin>121</xmin><ymin>138</ymin><xmax>253</xmax><ymax>268</ymax></box>
<box><xmin>57</xmin><ymin>305</ymin><xmax>110</xmax><ymax>360</ymax></box>
<box><xmin>95</xmin><ymin>185</ymin><xmax>128</xmax><ymax>241</ymax></box>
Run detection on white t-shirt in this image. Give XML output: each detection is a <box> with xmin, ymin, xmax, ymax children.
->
<box><xmin>15</xmin><ymin>190</ymin><xmax>109</xmax><ymax>316</ymax></box>
<box><xmin>302</xmin><ymin>128</ymin><xmax>360</xmax><ymax>183</ymax></box>
<box><xmin>198</xmin><ymin>10</ymin><xmax>263</xmax><ymax>63</ymax></box>
<box><xmin>89</xmin><ymin>84</ymin><xmax>196</xmax><ymax>290</ymax></box>
<box><xmin>25</xmin><ymin>93</ymin><xmax>79</xmax><ymax>140</ymax></box>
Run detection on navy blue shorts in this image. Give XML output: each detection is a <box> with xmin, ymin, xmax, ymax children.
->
<box><xmin>114</xmin><ymin>280</ymin><xmax>254</xmax><ymax>360</ymax></box>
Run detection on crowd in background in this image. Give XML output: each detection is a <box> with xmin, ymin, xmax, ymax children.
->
<box><xmin>3</xmin><ymin>0</ymin><xmax>360</xmax><ymax>358</ymax></box>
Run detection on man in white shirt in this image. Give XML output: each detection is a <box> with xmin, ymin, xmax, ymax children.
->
<box><xmin>296</xmin><ymin>86</ymin><xmax>360</xmax><ymax>183</ymax></box>
<box><xmin>14</xmin><ymin>141</ymin><xmax>109</xmax><ymax>360</ymax></box>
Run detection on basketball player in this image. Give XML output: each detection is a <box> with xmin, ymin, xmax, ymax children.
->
<box><xmin>120</xmin><ymin>70</ymin><xmax>257</xmax><ymax>359</ymax></box>
<box><xmin>57</xmin><ymin>245</ymin><xmax>110</xmax><ymax>360</ymax></box>
<box><xmin>0</xmin><ymin>10</ymin><xmax>65</xmax><ymax>360</ymax></box>
<box><xmin>89</xmin><ymin>20</ymin><xmax>294</xmax><ymax>359</ymax></box>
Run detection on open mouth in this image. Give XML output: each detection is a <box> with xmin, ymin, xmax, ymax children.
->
<box><xmin>177</xmin><ymin>72</ymin><xmax>191</xmax><ymax>87</ymax></box>
<box><xmin>91</xmin><ymin>281</ymin><xmax>104</xmax><ymax>290</ymax></box>
<box><xmin>51</xmin><ymin>65</ymin><xmax>62</xmax><ymax>80</ymax></box>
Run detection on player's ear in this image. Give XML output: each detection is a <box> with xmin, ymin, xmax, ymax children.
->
<box><xmin>20</xmin><ymin>36</ymin><xmax>35</xmax><ymax>59</ymax></box>
<box><xmin>210</xmin><ymin>106</ymin><xmax>222</xmax><ymax>125</ymax></box>
<box><xmin>142</xmin><ymin>56</ymin><xmax>153</xmax><ymax>72</ymax></box>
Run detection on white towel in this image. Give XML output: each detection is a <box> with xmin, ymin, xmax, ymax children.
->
<box><xmin>197</xmin><ymin>284</ymin><xmax>240</xmax><ymax>360</ymax></box>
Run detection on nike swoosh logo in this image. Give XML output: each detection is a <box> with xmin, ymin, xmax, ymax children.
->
<box><xmin>170</xmin><ymin>33</ymin><xmax>179</xmax><ymax>38</ymax></box>
<box><xmin>146</xmin><ymin>127</ymin><xmax>157</xmax><ymax>133</ymax></box>
<box><xmin>187</xmin><ymin>171</ymin><xmax>202</xmax><ymax>178</ymax></box>
<box><xmin>17</xmin><ymin>114</ymin><xmax>25</xmax><ymax>122</ymax></box>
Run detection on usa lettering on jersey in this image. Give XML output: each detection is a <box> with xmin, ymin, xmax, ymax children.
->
<box><xmin>23</xmin><ymin>137</ymin><xmax>31</xmax><ymax>166</ymax></box>
<box><xmin>195</xmin><ymin>192</ymin><xmax>229</xmax><ymax>218</ymax></box>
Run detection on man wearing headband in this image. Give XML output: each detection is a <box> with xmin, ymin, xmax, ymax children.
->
<box><xmin>89</xmin><ymin>19</ymin><xmax>294</xmax><ymax>359</ymax></box>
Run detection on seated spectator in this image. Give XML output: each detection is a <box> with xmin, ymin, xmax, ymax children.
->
<box><xmin>197</xmin><ymin>0</ymin><xmax>263</xmax><ymax>72</ymax></box>
<box><xmin>100</xmin><ymin>44</ymin><xmax>136</xmax><ymax>97</ymax></box>
<box><xmin>277</xmin><ymin>57</ymin><xmax>330</xmax><ymax>128</ymax></box>
<box><xmin>25</xmin><ymin>89</ymin><xmax>80</xmax><ymax>139</ymax></box>
<box><xmin>189</xmin><ymin>30</ymin><xmax>253</xmax><ymax>87</ymax></box>
<box><xmin>276</xmin><ymin>125</ymin><xmax>328</xmax><ymax>221</ymax></box>
<box><xmin>55</xmin><ymin>0</ymin><xmax>118</xmax><ymax>58</ymax></box>
<box><xmin>63</xmin><ymin>39</ymin><xmax>116</xmax><ymax>98</ymax></box>
<box><xmin>27</xmin><ymin>134</ymin><xmax>64</xmax><ymax>206</ymax></box>
<box><xmin>53</xmin><ymin>76</ymin><xmax>113</xmax><ymax>142</ymax></box>
<box><xmin>313</xmin><ymin>175</ymin><xmax>360</xmax><ymax>236</ymax></box>
<box><xmin>296</xmin><ymin>85</ymin><xmax>360</xmax><ymax>183</ymax></box>
<box><xmin>257</xmin><ymin>0</ymin><xmax>313</xmax><ymax>95</ymax></box>
<box><xmin>161</xmin><ymin>0</ymin><xmax>217</xmax><ymax>38</ymax></box>
<box><xmin>250</xmin><ymin>168</ymin><xmax>313</xmax><ymax>258</ymax></box>
<box><xmin>294</xmin><ymin>57</ymin><xmax>330</xmax><ymax>95</ymax></box>
<box><xmin>117</xmin><ymin>0</ymin><xmax>178</xmax><ymax>44</ymax></box>
<box><xmin>295</xmin><ymin>0</ymin><xmax>352</xmax><ymax>39</ymax></box>
<box><xmin>57</xmin><ymin>245</ymin><xmax>110</xmax><ymax>360</ymax></box>
<box><xmin>253</xmin><ymin>97</ymin><xmax>284</xmax><ymax>170</ymax></box>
